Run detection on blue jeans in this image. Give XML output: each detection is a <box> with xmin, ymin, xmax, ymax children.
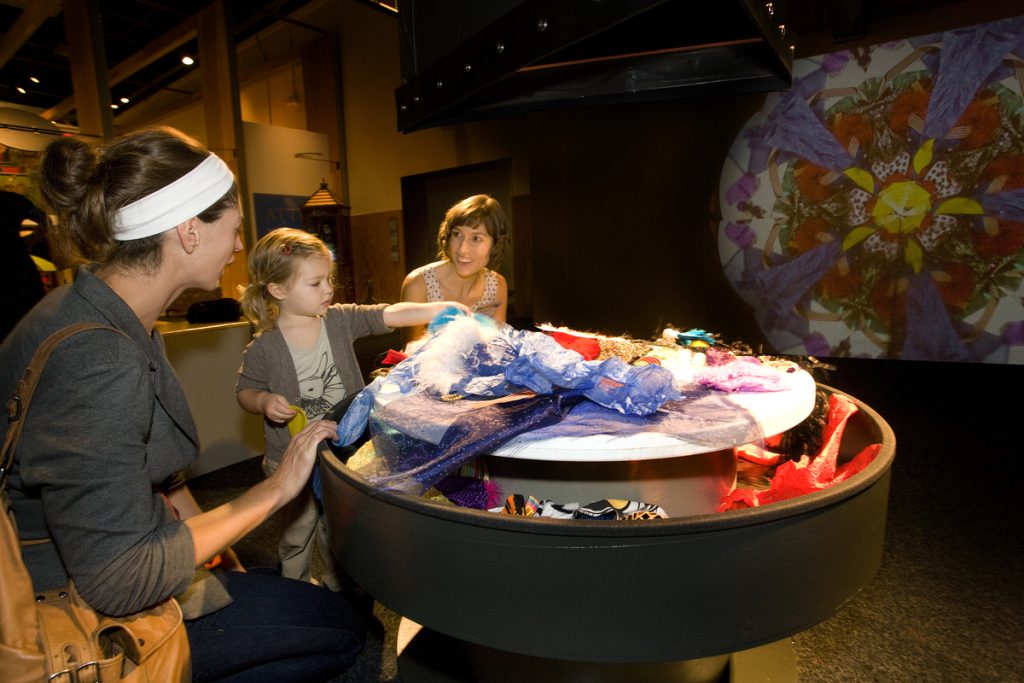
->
<box><xmin>185</xmin><ymin>569</ymin><xmax>365</xmax><ymax>682</ymax></box>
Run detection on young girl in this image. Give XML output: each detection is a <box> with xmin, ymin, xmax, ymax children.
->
<box><xmin>237</xmin><ymin>227</ymin><xmax>468</xmax><ymax>589</ymax></box>
<box><xmin>401</xmin><ymin>194</ymin><xmax>510</xmax><ymax>341</ymax></box>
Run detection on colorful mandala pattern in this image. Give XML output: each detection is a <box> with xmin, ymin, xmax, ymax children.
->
<box><xmin>718</xmin><ymin>16</ymin><xmax>1024</xmax><ymax>363</ymax></box>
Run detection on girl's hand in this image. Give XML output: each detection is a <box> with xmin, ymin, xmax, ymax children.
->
<box><xmin>383</xmin><ymin>300</ymin><xmax>473</xmax><ymax>328</ymax></box>
<box><xmin>433</xmin><ymin>301</ymin><xmax>473</xmax><ymax>317</ymax></box>
<box><xmin>269</xmin><ymin>419</ymin><xmax>338</xmax><ymax>502</ymax></box>
<box><xmin>262</xmin><ymin>393</ymin><xmax>296</xmax><ymax>423</ymax></box>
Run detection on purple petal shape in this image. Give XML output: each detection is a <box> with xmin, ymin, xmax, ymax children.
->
<box><xmin>724</xmin><ymin>221</ymin><xmax>755</xmax><ymax>249</ymax></box>
<box><xmin>924</xmin><ymin>17</ymin><xmax>1024</xmax><ymax>139</ymax></box>
<box><xmin>820</xmin><ymin>51</ymin><xmax>850</xmax><ymax>75</ymax></box>
<box><xmin>1002</xmin><ymin>321</ymin><xmax>1024</xmax><ymax>346</ymax></box>
<box><xmin>725</xmin><ymin>172</ymin><xmax>757</xmax><ymax>205</ymax></box>
<box><xmin>980</xmin><ymin>188</ymin><xmax>1024</xmax><ymax>222</ymax></box>
<box><xmin>804</xmin><ymin>332</ymin><xmax>831</xmax><ymax>356</ymax></box>
<box><xmin>900</xmin><ymin>275</ymin><xmax>971</xmax><ymax>361</ymax></box>
<box><xmin>749</xmin><ymin>241</ymin><xmax>842</xmax><ymax>329</ymax></box>
<box><xmin>759</xmin><ymin>91</ymin><xmax>854</xmax><ymax>172</ymax></box>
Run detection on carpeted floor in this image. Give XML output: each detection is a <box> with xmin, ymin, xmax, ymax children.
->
<box><xmin>189</xmin><ymin>357</ymin><xmax>1024</xmax><ymax>682</ymax></box>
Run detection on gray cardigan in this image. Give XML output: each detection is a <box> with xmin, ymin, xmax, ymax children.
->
<box><xmin>235</xmin><ymin>303</ymin><xmax>391</xmax><ymax>465</ymax></box>
<box><xmin>0</xmin><ymin>267</ymin><xmax>222</xmax><ymax>618</ymax></box>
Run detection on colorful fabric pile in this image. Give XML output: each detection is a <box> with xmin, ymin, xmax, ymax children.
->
<box><xmin>330</xmin><ymin>310</ymin><xmax>862</xmax><ymax>517</ymax></box>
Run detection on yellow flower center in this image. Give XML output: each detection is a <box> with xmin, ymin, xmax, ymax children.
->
<box><xmin>872</xmin><ymin>180</ymin><xmax>932</xmax><ymax>235</ymax></box>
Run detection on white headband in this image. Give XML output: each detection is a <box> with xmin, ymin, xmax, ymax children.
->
<box><xmin>112</xmin><ymin>153</ymin><xmax>235</xmax><ymax>240</ymax></box>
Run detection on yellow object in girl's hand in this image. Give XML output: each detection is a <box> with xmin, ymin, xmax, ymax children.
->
<box><xmin>286</xmin><ymin>405</ymin><xmax>307</xmax><ymax>436</ymax></box>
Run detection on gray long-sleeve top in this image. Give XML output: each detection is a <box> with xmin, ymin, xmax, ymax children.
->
<box><xmin>0</xmin><ymin>267</ymin><xmax>213</xmax><ymax>617</ymax></box>
<box><xmin>235</xmin><ymin>303</ymin><xmax>391</xmax><ymax>466</ymax></box>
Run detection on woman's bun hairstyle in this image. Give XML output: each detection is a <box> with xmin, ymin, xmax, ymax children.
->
<box><xmin>37</xmin><ymin>126</ymin><xmax>237</xmax><ymax>270</ymax></box>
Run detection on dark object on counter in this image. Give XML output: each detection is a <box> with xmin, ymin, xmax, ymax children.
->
<box><xmin>186</xmin><ymin>297</ymin><xmax>242</xmax><ymax>324</ymax></box>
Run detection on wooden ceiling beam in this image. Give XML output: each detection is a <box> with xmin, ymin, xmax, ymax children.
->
<box><xmin>0</xmin><ymin>0</ymin><xmax>62</xmax><ymax>71</ymax></box>
<box><xmin>43</xmin><ymin>14</ymin><xmax>197</xmax><ymax>121</ymax></box>
<box><xmin>63</xmin><ymin>0</ymin><xmax>113</xmax><ymax>138</ymax></box>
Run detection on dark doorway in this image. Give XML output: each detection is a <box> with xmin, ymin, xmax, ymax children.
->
<box><xmin>400</xmin><ymin>158</ymin><xmax>515</xmax><ymax>301</ymax></box>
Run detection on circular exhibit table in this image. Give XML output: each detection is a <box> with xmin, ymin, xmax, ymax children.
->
<box><xmin>480</xmin><ymin>368</ymin><xmax>817</xmax><ymax>517</ymax></box>
<box><xmin>319</xmin><ymin>383</ymin><xmax>895</xmax><ymax>682</ymax></box>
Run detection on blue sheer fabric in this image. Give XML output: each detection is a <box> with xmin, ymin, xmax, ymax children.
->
<box><xmin>332</xmin><ymin>311</ymin><xmax>785</xmax><ymax>496</ymax></box>
<box><xmin>335</xmin><ymin>312</ymin><xmax>682</xmax><ymax>448</ymax></box>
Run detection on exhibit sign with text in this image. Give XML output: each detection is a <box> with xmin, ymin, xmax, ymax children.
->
<box><xmin>252</xmin><ymin>193</ymin><xmax>308</xmax><ymax>239</ymax></box>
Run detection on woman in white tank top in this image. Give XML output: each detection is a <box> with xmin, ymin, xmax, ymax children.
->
<box><xmin>401</xmin><ymin>194</ymin><xmax>510</xmax><ymax>342</ymax></box>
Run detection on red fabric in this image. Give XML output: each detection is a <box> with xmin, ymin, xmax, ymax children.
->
<box><xmin>718</xmin><ymin>393</ymin><xmax>881</xmax><ymax>511</ymax></box>
<box><xmin>735</xmin><ymin>433</ymin><xmax>784</xmax><ymax>465</ymax></box>
<box><xmin>381</xmin><ymin>349</ymin><xmax>408</xmax><ymax>366</ymax></box>
<box><xmin>735</xmin><ymin>443</ymin><xmax>784</xmax><ymax>466</ymax></box>
<box><xmin>545</xmin><ymin>330</ymin><xmax>601</xmax><ymax>360</ymax></box>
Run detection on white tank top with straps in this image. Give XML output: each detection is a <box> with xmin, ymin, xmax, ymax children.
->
<box><xmin>422</xmin><ymin>263</ymin><xmax>499</xmax><ymax>313</ymax></box>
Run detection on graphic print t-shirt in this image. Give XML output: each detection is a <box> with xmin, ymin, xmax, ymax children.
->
<box><xmin>288</xmin><ymin>318</ymin><xmax>345</xmax><ymax>420</ymax></box>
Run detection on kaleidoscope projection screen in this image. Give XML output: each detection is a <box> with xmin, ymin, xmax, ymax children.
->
<box><xmin>718</xmin><ymin>15</ymin><xmax>1024</xmax><ymax>363</ymax></box>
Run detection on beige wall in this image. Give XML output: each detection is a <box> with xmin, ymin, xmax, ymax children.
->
<box><xmin>302</xmin><ymin>0</ymin><xmax>530</xmax><ymax>216</ymax></box>
<box><xmin>132</xmin><ymin>0</ymin><xmax>528</xmax><ymax>219</ymax></box>
<box><xmin>242</xmin><ymin>121</ymin><xmax>330</xmax><ymax>242</ymax></box>
<box><xmin>155</xmin><ymin>106</ymin><xmax>206</xmax><ymax>142</ymax></box>
<box><xmin>239</xmin><ymin>63</ymin><xmax>307</xmax><ymax>131</ymax></box>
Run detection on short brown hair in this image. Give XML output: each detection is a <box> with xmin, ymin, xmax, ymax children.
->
<box><xmin>436</xmin><ymin>194</ymin><xmax>509</xmax><ymax>269</ymax></box>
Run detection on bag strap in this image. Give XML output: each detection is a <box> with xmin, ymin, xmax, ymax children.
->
<box><xmin>1</xmin><ymin>323</ymin><xmax>125</xmax><ymax>485</ymax></box>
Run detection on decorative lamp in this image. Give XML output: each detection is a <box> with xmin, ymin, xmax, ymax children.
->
<box><xmin>302</xmin><ymin>179</ymin><xmax>355</xmax><ymax>303</ymax></box>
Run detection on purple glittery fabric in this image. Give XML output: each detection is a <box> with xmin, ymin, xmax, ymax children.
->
<box><xmin>360</xmin><ymin>392</ymin><xmax>584</xmax><ymax>494</ymax></box>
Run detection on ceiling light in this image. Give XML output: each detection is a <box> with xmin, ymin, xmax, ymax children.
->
<box><xmin>16</xmin><ymin>87</ymin><xmax>26</xmax><ymax>94</ymax></box>
<box><xmin>182</xmin><ymin>55</ymin><xmax>195</xmax><ymax>66</ymax></box>
<box><xmin>30</xmin><ymin>76</ymin><xmax>40</xmax><ymax>84</ymax></box>
<box><xmin>111</xmin><ymin>103</ymin><xmax>119</xmax><ymax>109</ymax></box>
<box><xmin>120</xmin><ymin>97</ymin><xmax>130</xmax><ymax>104</ymax></box>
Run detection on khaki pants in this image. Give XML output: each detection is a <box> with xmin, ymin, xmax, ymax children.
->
<box><xmin>264</xmin><ymin>457</ymin><xmax>341</xmax><ymax>590</ymax></box>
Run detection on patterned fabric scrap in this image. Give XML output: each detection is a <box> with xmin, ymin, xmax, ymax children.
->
<box><xmin>502</xmin><ymin>494</ymin><xmax>540</xmax><ymax>516</ymax></box>
<box><xmin>497</xmin><ymin>496</ymin><xmax>668</xmax><ymax>520</ymax></box>
<box><xmin>433</xmin><ymin>474</ymin><xmax>502</xmax><ymax>510</ymax></box>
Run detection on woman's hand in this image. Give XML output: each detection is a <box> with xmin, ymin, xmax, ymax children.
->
<box><xmin>185</xmin><ymin>418</ymin><xmax>338</xmax><ymax>568</ymax></box>
<box><xmin>267</xmin><ymin>419</ymin><xmax>338</xmax><ymax>502</ymax></box>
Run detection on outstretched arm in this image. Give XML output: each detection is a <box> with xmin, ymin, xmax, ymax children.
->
<box><xmin>183</xmin><ymin>419</ymin><xmax>337</xmax><ymax>568</ymax></box>
<box><xmin>383</xmin><ymin>300</ymin><xmax>472</xmax><ymax>328</ymax></box>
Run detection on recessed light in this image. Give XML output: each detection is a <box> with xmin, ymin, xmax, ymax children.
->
<box><xmin>182</xmin><ymin>55</ymin><xmax>194</xmax><ymax>66</ymax></box>
<box><xmin>29</xmin><ymin>76</ymin><xmax>40</xmax><ymax>84</ymax></box>
<box><xmin>16</xmin><ymin>87</ymin><xmax>26</xmax><ymax>94</ymax></box>
<box><xmin>120</xmin><ymin>97</ymin><xmax>129</xmax><ymax>104</ymax></box>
